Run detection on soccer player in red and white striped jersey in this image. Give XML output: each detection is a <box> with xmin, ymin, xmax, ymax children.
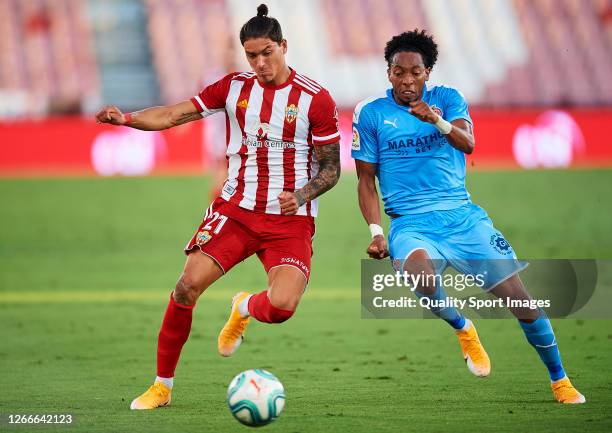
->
<box><xmin>190</xmin><ymin>63</ymin><xmax>338</xmax><ymax>216</ymax></box>
<box><xmin>96</xmin><ymin>4</ymin><xmax>341</xmax><ymax>410</ymax></box>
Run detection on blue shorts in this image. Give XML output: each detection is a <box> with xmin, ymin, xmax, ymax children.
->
<box><xmin>388</xmin><ymin>203</ymin><xmax>527</xmax><ymax>291</ymax></box>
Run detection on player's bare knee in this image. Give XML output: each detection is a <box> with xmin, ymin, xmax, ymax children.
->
<box><xmin>267</xmin><ymin>299</ymin><xmax>295</xmax><ymax>323</ymax></box>
<box><xmin>266</xmin><ymin>269</ymin><xmax>306</xmax><ymax>314</ymax></box>
<box><xmin>414</xmin><ymin>279</ymin><xmax>437</xmax><ymax>297</ymax></box>
<box><xmin>173</xmin><ymin>274</ymin><xmax>203</xmax><ymax>306</ymax></box>
<box><xmin>268</xmin><ymin>295</ymin><xmax>299</xmax><ymax>313</ymax></box>
<box><xmin>403</xmin><ymin>253</ymin><xmax>437</xmax><ymax>296</ymax></box>
<box><xmin>266</xmin><ymin>289</ymin><xmax>299</xmax><ymax>322</ymax></box>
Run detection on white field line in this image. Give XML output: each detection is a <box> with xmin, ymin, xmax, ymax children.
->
<box><xmin>0</xmin><ymin>289</ymin><xmax>360</xmax><ymax>303</ymax></box>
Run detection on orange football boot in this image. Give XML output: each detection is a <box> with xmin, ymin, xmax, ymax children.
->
<box><xmin>130</xmin><ymin>382</ymin><xmax>171</xmax><ymax>410</ymax></box>
<box><xmin>218</xmin><ymin>292</ymin><xmax>252</xmax><ymax>357</ymax></box>
<box><xmin>551</xmin><ymin>377</ymin><xmax>586</xmax><ymax>404</ymax></box>
<box><xmin>456</xmin><ymin>319</ymin><xmax>491</xmax><ymax>377</ymax></box>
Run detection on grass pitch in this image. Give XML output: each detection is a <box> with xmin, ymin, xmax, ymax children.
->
<box><xmin>1</xmin><ymin>170</ymin><xmax>611</xmax><ymax>432</ymax></box>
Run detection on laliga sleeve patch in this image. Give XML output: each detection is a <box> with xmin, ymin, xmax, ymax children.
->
<box><xmin>352</xmin><ymin>127</ymin><xmax>361</xmax><ymax>150</ymax></box>
<box><xmin>490</xmin><ymin>233</ymin><xmax>513</xmax><ymax>256</ymax></box>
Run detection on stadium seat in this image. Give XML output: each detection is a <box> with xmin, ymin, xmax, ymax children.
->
<box><xmin>0</xmin><ymin>0</ymin><xmax>98</xmax><ymax>117</ymax></box>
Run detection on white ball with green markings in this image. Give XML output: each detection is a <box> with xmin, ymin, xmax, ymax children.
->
<box><xmin>227</xmin><ymin>369</ymin><xmax>285</xmax><ymax>427</ymax></box>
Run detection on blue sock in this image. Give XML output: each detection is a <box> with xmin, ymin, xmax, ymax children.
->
<box><xmin>519</xmin><ymin>314</ymin><xmax>566</xmax><ymax>382</ymax></box>
<box><xmin>415</xmin><ymin>284</ymin><xmax>466</xmax><ymax>330</ymax></box>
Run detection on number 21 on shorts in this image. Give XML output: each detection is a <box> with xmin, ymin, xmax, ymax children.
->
<box><xmin>203</xmin><ymin>211</ymin><xmax>228</xmax><ymax>234</ymax></box>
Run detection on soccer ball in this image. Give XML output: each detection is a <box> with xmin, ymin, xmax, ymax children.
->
<box><xmin>227</xmin><ymin>369</ymin><xmax>285</xmax><ymax>427</ymax></box>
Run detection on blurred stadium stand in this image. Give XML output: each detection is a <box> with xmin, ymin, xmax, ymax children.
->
<box><xmin>0</xmin><ymin>0</ymin><xmax>99</xmax><ymax>117</ymax></box>
<box><xmin>144</xmin><ymin>0</ymin><xmax>235</xmax><ymax>104</ymax></box>
<box><xmin>1</xmin><ymin>0</ymin><xmax>612</xmax><ymax>175</ymax></box>
<box><xmin>88</xmin><ymin>0</ymin><xmax>159</xmax><ymax>111</ymax></box>
<box><xmin>1</xmin><ymin>0</ymin><xmax>612</xmax><ymax>116</ymax></box>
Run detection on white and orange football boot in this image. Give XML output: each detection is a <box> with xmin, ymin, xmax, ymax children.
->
<box><xmin>218</xmin><ymin>292</ymin><xmax>252</xmax><ymax>357</ymax></box>
<box><xmin>551</xmin><ymin>377</ymin><xmax>586</xmax><ymax>404</ymax></box>
<box><xmin>455</xmin><ymin>319</ymin><xmax>491</xmax><ymax>377</ymax></box>
<box><xmin>130</xmin><ymin>382</ymin><xmax>171</xmax><ymax>410</ymax></box>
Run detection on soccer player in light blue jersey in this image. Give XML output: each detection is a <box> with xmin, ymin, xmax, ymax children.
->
<box><xmin>352</xmin><ymin>30</ymin><xmax>584</xmax><ymax>404</ymax></box>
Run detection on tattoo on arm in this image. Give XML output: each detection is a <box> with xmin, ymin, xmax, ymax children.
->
<box><xmin>172</xmin><ymin>111</ymin><xmax>202</xmax><ymax>127</ymax></box>
<box><xmin>295</xmin><ymin>143</ymin><xmax>340</xmax><ymax>206</ymax></box>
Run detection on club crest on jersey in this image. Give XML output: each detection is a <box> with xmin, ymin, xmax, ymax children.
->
<box><xmin>352</xmin><ymin>127</ymin><xmax>361</xmax><ymax>150</ymax></box>
<box><xmin>431</xmin><ymin>105</ymin><xmax>443</xmax><ymax>117</ymax></box>
<box><xmin>237</xmin><ymin>99</ymin><xmax>249</xmax><ymax>109</ymax></box>
<box><xmin>196</xmin><ymin>230</ymin><xmax>212</xmax><ymax>245</ymax></box>
<box><xmin>285</xmin><ymin>104</ymin><xmax>299</xmax><ymax>124</ymax></box>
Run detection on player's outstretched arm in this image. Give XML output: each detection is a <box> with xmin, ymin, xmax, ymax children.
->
<box><xmin>95</xmin><ymin>100</ymin><xmax>202</xmax><ymax>131</ymax></box>
<box><xmin>278</xmin><ymin>142</ymin><xmax>340</xmax><ymax>215</ymax></box>
<box><xmin>356</xmin><ymin>160</ymin><xmax>388</xmax><ymax>259</ymax></box>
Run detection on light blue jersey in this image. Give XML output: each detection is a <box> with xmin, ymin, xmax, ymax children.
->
<box><xmin>351</xmin><ymin>85</ymin><xmax>471</xmax><ymax>216</ymax></box>
<box><xmin>352</xmin><ymin>85</ymin><xmax>525</xmax><ymax>290</ymax></box>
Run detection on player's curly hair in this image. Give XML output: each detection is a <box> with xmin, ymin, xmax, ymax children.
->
<box><xmin>239</xmin><ymin>4</ymin><xmax>284</xmax><ymax>45</ymax></box>
<box><xmin>384</xmin><ymin>29</ymin><xmax>438</xmax><ymax>69</ymax></box>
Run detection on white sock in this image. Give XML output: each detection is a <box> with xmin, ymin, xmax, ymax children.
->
<box><xmin>460</xmin><ymin>318</ymin><xmax>472</xmax><ymax>332</ymax></box>
<box><xmin>238</xmin><ymin>295</ymin><xmax>252</xmax><ymax>317</ymax></box>
<box><xmin>155</xmin><ymin>376</ymin><xmax>173</xmax><ymax>389</ymax></box>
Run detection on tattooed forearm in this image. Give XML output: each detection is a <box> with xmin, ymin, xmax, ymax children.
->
<box><xmin>295</xmin><ymin>143</ymin><xmax>341</xmax><ymax>206</ymax></box>
<box><xmin>171</xmin><ymin>111</ymin><xmax>203</xmax><ymax>127</ymax></box>
<box><xmin>126</xmin><ymin>100</ymin><xmax>202</xmax><ymax>131</ymax></box>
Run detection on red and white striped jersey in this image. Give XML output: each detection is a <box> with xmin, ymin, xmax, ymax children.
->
<box><xmin>191</xmin><ymin>69</ymin><xmax>340</xmax><ymax>217</ymax></box>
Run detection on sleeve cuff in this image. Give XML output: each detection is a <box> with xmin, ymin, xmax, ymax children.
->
<box><xmin>191</xmin><ymin>95</ymin><xmax>223</xmax><ymax>118</ymax></box>
<box><xmin>312</xmin><ymin>130</ymin><xmax>340</xmax><ymax>145</ymax></box>
<box><xmin>351</xmin><ymin>154</ymin><xmax>378</xmax><ymax>164</ymax></box>
<box><xmin>190</xmin><ymin>97</ymin><xmax>204</xmax><ymax>113</ymax></box>
<box><xmin>446</xmin><ymin>115</ymin><xmax>472</xmax><ymax>125</ymax></box>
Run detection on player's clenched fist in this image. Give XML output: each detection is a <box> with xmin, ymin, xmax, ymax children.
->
<box><xmin>408</xmin><ymin>100</ymin><xmax>438</xmax><ymax>123</ymax></box>
<box><xmin>95</xmin><ymin>105</ymin><xmax>127</xmax><ymax>125</ymax></box>
<box><xmin>367</xmin><ymin>235</ymin><xmax>389</xmax><ymax>259</ymax></box>
<box><xmin>278</xmin><ymin>191</ymin><xmax>303</xmax><ymax>216</ymax></box>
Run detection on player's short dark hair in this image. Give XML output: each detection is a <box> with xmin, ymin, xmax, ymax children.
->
<box><xmin>384</xmin><ymin>29</ymin><xmax>438</xmax><ymax>69</ymax></box>
<box><xmin>239</xmin><ymin>4</ymin><xmax>283</xmax><ymax>45</ymax></box>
